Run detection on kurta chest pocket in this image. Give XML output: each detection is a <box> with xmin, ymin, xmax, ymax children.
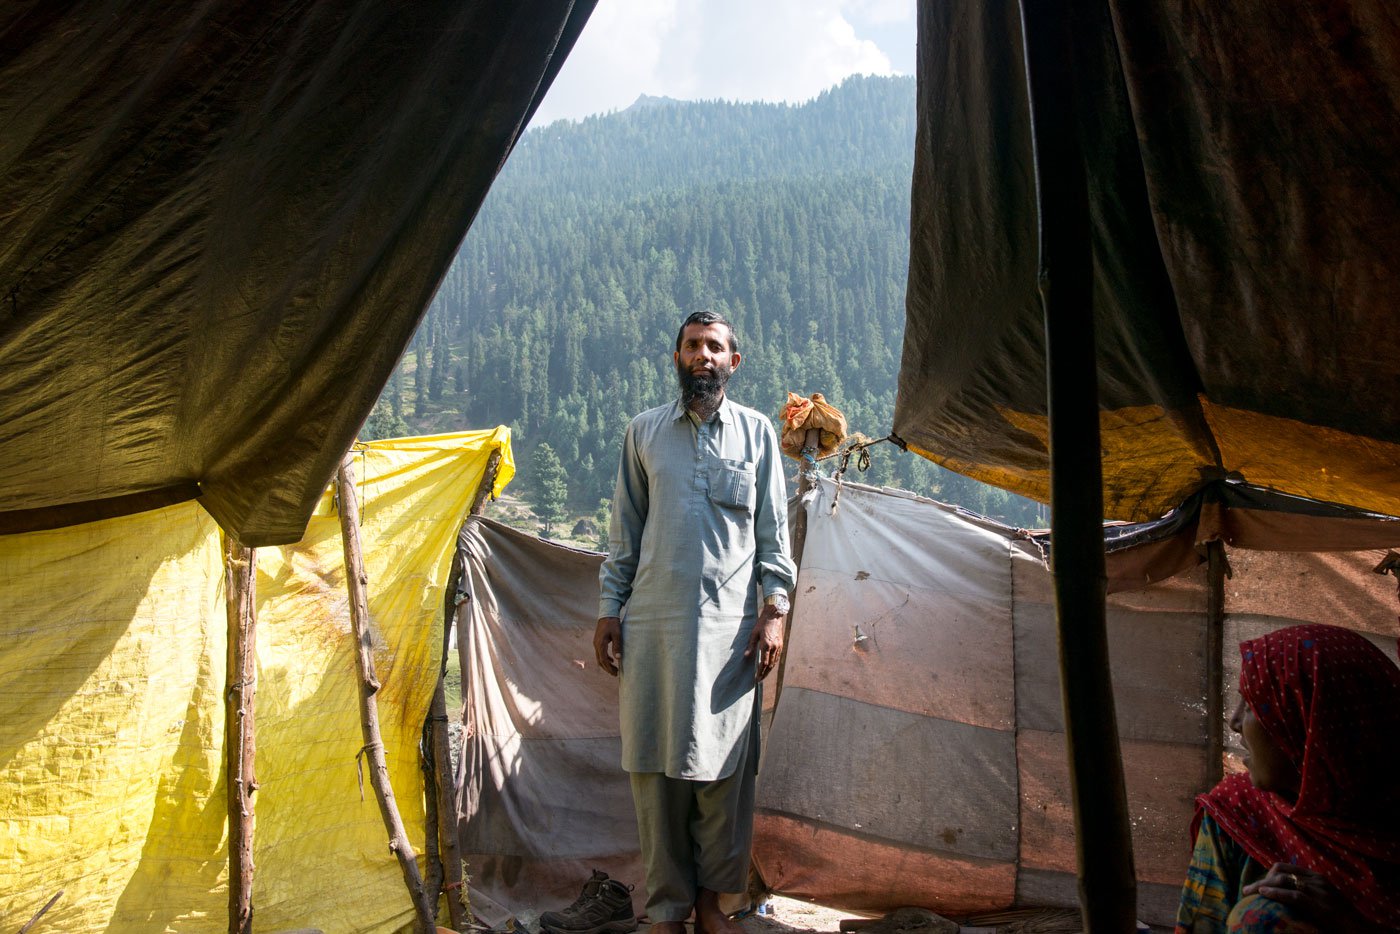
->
<box><xmin>709</xmin><ymin>459</ymin><xmax>756</xmax><ymax>509</ymax></box>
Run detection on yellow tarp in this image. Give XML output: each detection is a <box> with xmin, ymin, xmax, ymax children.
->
<box><xmin>1</xmin><ymin>428</ymin><xmax>513</xmax><ymax>933</ymax></box>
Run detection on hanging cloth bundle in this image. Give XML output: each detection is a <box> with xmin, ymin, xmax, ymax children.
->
<box><xmin>780</xmin><ymin>391</ymin><xmax>847</xmax><ymax>460</ymax></box>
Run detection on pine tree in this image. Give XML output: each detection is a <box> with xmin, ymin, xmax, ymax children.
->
<box><xmin>429</xmin><ymin>319</ymin><xmax>448</xmax><ymax>401</ymax></box>
<box><xmin>594</xmin><ymin>497</ymin><xmax>612</xmax><ymax>552</ymax></box>
<box><xmin>388</xmin><ymin>370</ymin><xmax>404</xmax><ymax>419</ymax></box>
<box><xmin>413</xmin><ymin>340</ymin><xmax>428</xmax><ymax>418</ymax></box>
<box><xmin>361</xmin><ymin>400</ymin><xmax>410</xmax><ymax>441</ymax></box>
<box><xmin>529</xmin><ymin>443</ymin><xmax>569</xmax><ymax>534</ymax></box>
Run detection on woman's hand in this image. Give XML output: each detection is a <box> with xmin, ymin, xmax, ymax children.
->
<box><xmin>1243</xmin><ymin>863</ymin><xmax>1378</xmax><ymax>932</ymax></box>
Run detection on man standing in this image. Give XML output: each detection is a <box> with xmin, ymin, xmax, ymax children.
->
<box><xmin>596</xmin><ymin>311</ymin><xmax>795</xmax><ymax>934</ymax></box>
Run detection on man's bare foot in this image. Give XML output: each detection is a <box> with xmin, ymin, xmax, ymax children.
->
<box><xmin>694</xmin><ymin>889</ymin><xmax>743</xmax><ymax>934</ymax></box>
<box><xmin>648</xmin><ymin>921</ymin><xmax>687</xmax><ymax>934</ymax></box>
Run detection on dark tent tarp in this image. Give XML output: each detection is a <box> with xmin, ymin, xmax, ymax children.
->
<box><xmin>1034</xmin><ymin>480</ymin><xmax>1400</xmax><ymax>592</ymax></box>
<box><xmin>0</xmin><ymin>0</ymin><xmax>594</xmax><ymax>545</ymax></box>
<box><xmin>895</xmin><ymin>2</ymin><xmax>1400</xmax><ymax>522</ymax></box>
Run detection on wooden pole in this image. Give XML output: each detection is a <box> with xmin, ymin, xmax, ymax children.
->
<box><xmin>336</xmin><ymin>455</ymin><xmax>437</xmax><ymax>934</ymax></box>
<box><xmin>225</xmin><ymin>540</ymin><xmax>258</xmax><ymax>934</ymax></box>
<box><xmin>420</xmin><ymin>732</ymin><xmax>444</xmax><ymax>907</ymax></box>
<box><xmin>1204</xmin><ymin>540</ymin><xmax>1227</xmax><ymax>788</ymax></box>
<box><xmin>469</xmin><ymin>449</ymin><xmax>503</xmax><ymax>517</ymax></box>
<box><xmin>429</xmin><ymin>673</ymin><xmax>468</xmax><ymax>930</ymax></box>
<box><xmin>791</xmin><ymin>427</ymin><xmax>822</xmax><ymax>568</ymax></box>
<box><xmin>431</xmin><ymin>446</ymin><xmax>502</xmax><ymax>929</ymax></box>
<box><xmin>772</xmin><ymin>428</ymin><xmax>822</xmax><ymax>702</ymax></box>
<box><xmin>429</xmin><ymin>560</ymin><xmax>469</xmax><ymax>932</ymax></box>
<box><xmin>18</xmin><ymin>891</ymin><xmax>63</xmax><ymax>934</ymax></box>
<box><xmin>1018</xmin><ymin>0</ymin><xmax>1137</xmax><ymax>928</ymax></box>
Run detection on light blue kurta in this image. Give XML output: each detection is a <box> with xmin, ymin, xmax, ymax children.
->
<box><xmin>599</xmin><ymin>396</ymin><xmax>796</xmax><ymax>781</ymax></box>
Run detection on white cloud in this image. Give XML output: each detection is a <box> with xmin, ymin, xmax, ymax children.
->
<box><xmin>530</xmin><ymin>0</ymin><xmax>913</xmax><ymax>125</ymax></box>
<box><xmin>845</xmin><ymin>0</ymin><xmax>914</xmax><ymax>27</ymax></box>
<box><xmin>529</xmin><ymin>0</ymin><xmax>682</xmax><ymax>124</ymax></box>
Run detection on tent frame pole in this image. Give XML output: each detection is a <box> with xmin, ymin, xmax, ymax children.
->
<box><xmin>431</xmin><ymin>447</ymin><xmax>502</xmax><ymax>930</ymax></box>
<box><xmin>224</xmin><ymin>540</ymin><xmax>257</xmax><ymax>934</ymax></box>
<box><xmin>772</xmin><ymin>428</ymin><xmax>822</xmax><ymax>702</ymax></box>
<box><xmin>469</xmin><ymin>449</ymin><xmax>503</xmax><ymax>518</ymax></box>
<box><xmin>421</xmin><ymin>741</ymin><xmax>444</xmax><ymax>916</ymax></box>
<box><xmin>336</xmin><ymin>454</ymin><xmax>438</xmax><ymax>934</ymax></box>
<box><xmin>428</xmin><ymin>673</ymin><xmax>467</xmax><ymax>929</ymax></box>
<box><xmin>1205</xmin><ymin>541</ymin><xmax>1227</xmax><ymax>787</ymax></box>
<box><xmin>1018</xmin><ymin>0</ymin><xmax>1137</xmax><ymax>928</ymax></box>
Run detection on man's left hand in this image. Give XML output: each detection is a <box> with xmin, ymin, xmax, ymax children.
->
<box><xmin>745</xmin><ymin>604</ymin><xmax>786</xmax><ymax>682</ymax></box>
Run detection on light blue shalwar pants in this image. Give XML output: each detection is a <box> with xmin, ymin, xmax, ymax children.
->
<box><xmin>628</xmin><ymin>714</ymin><xmax>757</xmax><ymax>921</ymax></box>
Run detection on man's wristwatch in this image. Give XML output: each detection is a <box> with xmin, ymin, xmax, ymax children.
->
<box><xmin>763</xmin><ymin>593</ymin><xmax>790</xmax><ymax>615</ymax></box>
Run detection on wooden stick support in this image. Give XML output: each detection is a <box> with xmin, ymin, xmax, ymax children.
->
<box><xmin>469</xmin><ymin>448</ymin><xmax>503</xmax><ymax>516</ymax></box>
<box><xmin>19</xmin><ymin>890</ymin><xmax>63</xmax><ymax>934</ymax></box>
<box><xmin>798</xmin><ymin>426</ymin><xmax>821</xmax><ymax>477</ymax></box>
<box><xmin>431</xmin><ymin>446</ymin><xmax>504</xmax><ymax>928</ymax></box>
<box><xmin>772</xmin><ymin>430</ymin><xmax>821</xmax><ymax>705</ymax></box>
<box><xmin>421</xmin><ymin>733</ymin><xmax>445</xmax><ymax>906</ymax></box>
<box><xmin>430</xmin><ymin>674</ymin><xmax>468</xmax><ymax>930</ymax></box>
<box><xmin>1205</xmin><ymin>540</ymin><xmax>1227</xmax><ymax>788</ymax></box>
<box><xmin>225</xmin><ymin>540</ymin><xmax>257</xmax><ymax>934</ymax></box>
<box><xmin>337</xmin><ymin>454</ymin><xmax>438</xmax><ymax>934</ymax></box>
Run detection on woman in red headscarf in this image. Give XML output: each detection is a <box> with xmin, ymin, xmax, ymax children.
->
<box><xmin>1175</xmin><ymin>623</ymin><xmax>1400</xmax><ymax>933</ymax></box>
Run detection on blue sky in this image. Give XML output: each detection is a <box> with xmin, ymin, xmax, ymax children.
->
<box><xmin>531</xmin><ymin>0</ymin><xmax>917</xmax><ymax>125</ymax></box>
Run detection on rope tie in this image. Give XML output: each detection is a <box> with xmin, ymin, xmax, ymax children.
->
<box><xmin>355</xmin><ymin>743</ymin><xmax>382</xmax><ymax>801</ymax></box>
<box><xmin>225</xmin><ymin>676</ymin><xmax>256</xmax><ymax>698</ymax></box>
<box><xmin>827</xmin><ymin>435</ymin><xmax>894</xmax><ymax>514</ymax></box>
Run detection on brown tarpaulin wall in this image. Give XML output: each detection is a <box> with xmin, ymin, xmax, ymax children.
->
<box><xmin>895</xmin><ymin>2</ymin><xmax>1400</xmax><ymax>521</ymax></box>
<box><xmin>454</xmin><ymin>483</ymin><xmax>1400</xmax><ymax>925</ymax></box>
<box><xmin>755</xmin><ymin>479</ymin><xmax>1205</xmax><ymax>925</ymax></box>
<box><xmin>754</xmin><ymin>479</ymin><xmax>1400</xmax><ymax>925</ymax></box>
<box><xmin>0</xmin><ymin>0</ymin><xmax>594</xmax><ymax>545</ymax></box>
<box><xmin>455</xmin><ymin>517</ymin><xmax>647</xmax><ymax>926</ymax></box>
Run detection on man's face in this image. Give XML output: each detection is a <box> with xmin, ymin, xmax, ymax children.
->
<box><xmin>674</xmin><ymin>322</ymin><xmax>741</xmax><ymax>398</ymax></box>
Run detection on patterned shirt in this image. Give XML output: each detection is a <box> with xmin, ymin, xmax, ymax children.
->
<box><xmin>1177</xmin><ymin>813</ymin><xmax>1266</xmax><ymax>932</ymax></box>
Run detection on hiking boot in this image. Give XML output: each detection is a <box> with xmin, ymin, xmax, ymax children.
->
<box><xmin>540</xmin><ymin>870</ymin><xmax>638</xmax><ymax>934</ymax></box>
<box><xmin>540</xmin><ymin>869</ymin><xmax>609</xmax><ymax>930</ymax></box>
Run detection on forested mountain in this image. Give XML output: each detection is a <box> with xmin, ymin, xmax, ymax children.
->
<box><xmin>366</xmin><ymin>75</ymin><xmax>1044</xmax><ymax>526</ymax></box>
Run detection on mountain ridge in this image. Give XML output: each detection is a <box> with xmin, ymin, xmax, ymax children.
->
<box><xmin>368</xmin><ymin>74</ymin><xmax>1044</xmax><ymax>526</ymax></box>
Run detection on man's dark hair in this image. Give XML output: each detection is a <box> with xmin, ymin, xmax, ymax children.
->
<box><xmin>675</xmin><ymin>310</ymin><xmax>739</xmax><ymax>354</ymax></box>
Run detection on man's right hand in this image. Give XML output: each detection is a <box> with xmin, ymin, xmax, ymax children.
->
<box><xmin>594</xmin><ymin>616</ymin><xmax>623</xmax><ymax>676</ymax></box>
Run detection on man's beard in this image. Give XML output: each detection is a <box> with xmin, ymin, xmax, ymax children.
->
<box><xmin>677</xmin><ymin>360</ymin><xmax>733</xmax><ymax>414</ymax></box>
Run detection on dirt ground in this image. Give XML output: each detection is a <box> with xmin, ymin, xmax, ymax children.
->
<box><xmin>511</xmin><ymin>896</ymin><xmax>854</xmax><ymax>934</ymax></box>
<box><xmin>740</xmin><ymin>895</ymin><xmax>850</xmax><ymax>933</ymax></box>
<box><xmin>511</xmin><ymin>896</ymin><xmax>1102</xmax><ymax>934</ymax></box>
<box><xmin>733</xmin><ymin>899</ymin><xmax>1090</xmax><ymax>934</ymax></box>
<box><xmin>512</xmin><ymin>897</ymin><xmax>854</xmax><ymax>934</ymax></box>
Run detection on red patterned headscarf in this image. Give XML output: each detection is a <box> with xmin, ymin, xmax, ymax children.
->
<box><xmin>1197</xmin><ymin>623</ymin><xmax>1400</xmax><ymax>925</ymax></box>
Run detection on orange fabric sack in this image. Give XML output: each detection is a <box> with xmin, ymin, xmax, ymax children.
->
<box><xmin>780</xmin><ymin>391</ymin><xmax>847</xmax><ymax>460</ymax></box>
